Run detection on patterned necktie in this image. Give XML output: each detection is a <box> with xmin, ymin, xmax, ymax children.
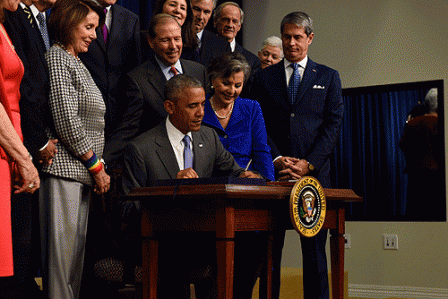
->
<box><xmin>169</xmin><ymin>66</ymin><xmax>178</xmax><ymax>77</ymax></box>
<box><xmin>36</xmin><ymin>12</ymin><xmax>50</xmax><ymax>50</ymax></box>
<box><xmin>22</xmin><ymin>6</ymin><xmax>34</xmax><ymax>27</ymax></box>
<box><xmin>102</xmin><ymin>9</ymin><xmax>108</xmax><ymax>43</ymax></box>
<box><xmin>288</xmin><ymin>63</ymin><xmax>301</xmax><ymax>104</ymax></box>
<box><xmin>182</xmin><ymin>135</ymin><xmax>193</xmax><ymax>169</ymax></box>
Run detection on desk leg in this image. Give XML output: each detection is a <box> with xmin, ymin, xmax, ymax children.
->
<box><xmin>329</xmin><ymin>207</ymin><xmax>345</xmax><ymax>299</ymax></box>
<box><xmin>259</xmin><ymin>233</ymin><xmax>274</xmax><ymax>299</ymax></box>
<box><xmin>216</xmin><ymin>239</ymin><xmax>234</xmax><ymax>299</ymax></box>
<box><xmin>142</xmin><ymin>239</ymin><xmax>158</xmax><ymax>299</ymax></box>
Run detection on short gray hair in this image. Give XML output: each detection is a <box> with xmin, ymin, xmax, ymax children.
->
<box><xmin>190</xmin><ymin>0</ymin><xmax>218</xmax><ymax>9</ymax></box>
<box><xmin>207</xmin><ymin>52</ymin><xmax>251</xmax><ymax>85</ymax></box>
<box><xmin>213</xmin><ymin>1</ymin><xmax>244</xmax><ymax>25</ymax></box>
<box><xmin>281</xmin><ymin>11</ymin><xmax>313</xmax><ymax>36</ymax></box>
<box><xmin>423</xmin><ymin>88</ymin><xmax>438</xmax><ymax>113</ymax></box>
<box><xmin>260</xmin><ymin>36</ymin><xmax>283</xmax><ymax>56</ymax></box>
<box><xmin>164</xmin><ymin>74</ymin><xmax>204</xmax><ymax>103</ymax></box>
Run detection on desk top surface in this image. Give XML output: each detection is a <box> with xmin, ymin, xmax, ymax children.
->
<box><xmin>126</xmin><ymin>182</ymin><xmax>362</xmax><ymax>203</ymax></box>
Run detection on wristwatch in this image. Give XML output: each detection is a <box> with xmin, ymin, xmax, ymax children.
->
<box><xmin>307</xmin><ymin>161</ymin><xmax>315</xmax><ymax>172</ymax></box>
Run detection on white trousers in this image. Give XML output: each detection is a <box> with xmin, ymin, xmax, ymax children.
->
<box><xmin>39</xmin><ymin>175</ymin><xmax>91</xmax><ymax>299</ymax></box>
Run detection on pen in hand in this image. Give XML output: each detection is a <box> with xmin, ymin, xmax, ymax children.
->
<box><xmin>244</xmin><ymin>159</ymin><xmax>253</xmax><ymax>171</ymax></box>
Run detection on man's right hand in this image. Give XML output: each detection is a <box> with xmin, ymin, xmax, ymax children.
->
<box><xmin>273</xmin><ymin>156</ymin><xmax>300</xmax><ymax>170</ymax></box>
<box><xmin>274</xmin><ymin>156</ymin><xmax>302</xmax><ymax>181</ymax></box>
<box><xmin>37</xmin><ymin>139</ymin><xmax>58</xmax><ymax>165</ymax></box>
<box><xmin>176</xmin><ymin>168</ymin><xmax>199</xmax><ymax>179</ymax></box>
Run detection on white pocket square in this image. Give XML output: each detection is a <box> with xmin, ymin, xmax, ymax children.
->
<box><xmin>313</xmin><ymin>85</ymin><xmax>325</xmax><ymax>89</ymax></box>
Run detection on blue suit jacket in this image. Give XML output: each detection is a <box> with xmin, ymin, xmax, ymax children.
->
<box><xmin>202</xmin><ymin>97</ymin><xmax>275</xmax><ymax>181</ymax></box>
<box><xmin>79</xmin><ymin>4</ymin><xmax>142</xmax><ymax>141</ymax></box>
<box><xmin>251</xmin><ymin>58</ymin><xmax>343</xmax><ymax>187</ymax></box>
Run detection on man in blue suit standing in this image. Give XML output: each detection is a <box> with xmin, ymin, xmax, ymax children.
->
<box><xmin>251</xmin><ymin>11</ymin><xmax>344</xmax><ymax>299</ymax></box>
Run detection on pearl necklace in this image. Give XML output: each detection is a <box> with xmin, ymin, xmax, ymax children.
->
<box><xmin>210</xmin><ymin>97</ymin><xmax>234</xmax><ymax>119</ymax></box>
<box><xmin>56</xmin><ymin>42</ymin><xmax>80</xmax><ymax>62</ymax></box>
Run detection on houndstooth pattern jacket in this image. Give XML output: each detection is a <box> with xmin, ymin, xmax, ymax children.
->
<box><xmin>42</xmin><ymin>45</ymin><xmax>106</xmax><ymax>186</ymax></box>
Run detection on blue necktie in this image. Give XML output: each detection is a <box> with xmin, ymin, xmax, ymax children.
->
<box><xmin>182</xmin><ymin>135</ymin><xmax>193</xmax><ymax>169</ymax></box>
<box><xmin>288</xmin><ymin>63</ymin><xmax>301</xmax><ymax>104</ymax></box>
<box><xmin>36</xmin><ymin>12</ymin><xmax>50</xmax><ymax>50</ymax></box>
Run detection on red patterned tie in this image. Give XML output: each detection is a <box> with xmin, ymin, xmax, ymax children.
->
<box><xmin>170</xmin><ymin>66</ymin><xmax>178</xmax><ymax>77</ymax></box>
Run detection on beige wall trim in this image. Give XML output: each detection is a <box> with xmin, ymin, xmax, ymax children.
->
<box><xmin>348</xmin><ymin>284</ymin><xmax>448</xmax><ymax>298</ymax></box>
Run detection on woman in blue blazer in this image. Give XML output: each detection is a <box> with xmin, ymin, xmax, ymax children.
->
<box><xmin>202</xmin><ymin>52</ymin><xmax>275</xmax><ymax>181</ymax></box>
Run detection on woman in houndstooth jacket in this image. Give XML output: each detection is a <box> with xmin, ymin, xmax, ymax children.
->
<box><xmin>39</xmin><ymin>1</ymin><xmax>109</xmax><ymax>298</ymax></box>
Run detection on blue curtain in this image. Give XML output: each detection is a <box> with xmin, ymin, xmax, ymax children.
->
<box><xmin>331</xmin><ymin>80</ymin><xmax>445</xmax><ymax>221</ymax></box>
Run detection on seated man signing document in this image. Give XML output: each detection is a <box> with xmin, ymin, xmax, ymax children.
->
<box><xmin>122</xmin><ymin>74</ymin><xmax>259</xmax><ymax>192</ymax></box>
<box><xmin>121</xmin><ymin>74</ymin><xmax>261</xmax><ymax>298</ymax></box>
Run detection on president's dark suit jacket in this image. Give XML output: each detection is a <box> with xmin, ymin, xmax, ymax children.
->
<box><xmin>181</xmin><ymin>29</ymin><xmax>231</xmax><ymax>68</ymax></box>
<box><xmin>4</xmin><ymin>7</ymin><xmax>51</xmax><ymax>156</ymax></box>
<box><xmin>122</xmin><ymin>121</ymin><xmax>244</xmax><ymax>194</ymax></box>
<box><xmin>79</xmin><ymin>4</ymin><xmax>142</xmax><ymax>141</ymax></box>
<box><xmin>234</xmin><ymin>42</ymin><xmax>261</xmax><ymax>99</ymax></box>
<box><xmin>103</xmin><ymin>56</ymin><xmax>208</xmax><ymax>165</ymax></box>
<box><xmin>251</xmin><ymin>58</ymin><xmax>343</xmax><ymax>188</ymax></box>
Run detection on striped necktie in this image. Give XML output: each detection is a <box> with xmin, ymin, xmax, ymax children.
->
<box><xmin>22</xmin><ymin>6</ymin><xmax>34</xmax><ymax>27</ymax></box>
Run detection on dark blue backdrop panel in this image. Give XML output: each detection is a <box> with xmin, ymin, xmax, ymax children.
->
<box><xmin>331</xmin><ymin>80</ymin><xmax>445</xmax><ymax>222</ymax></box>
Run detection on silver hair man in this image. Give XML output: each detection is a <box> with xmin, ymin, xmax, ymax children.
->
<box><xmin>213</xmin><ymin>1</ymin><xmax>244</xmax><ymax>25</ymax></box>
<box><xmin>281</xmin><ymin>11</ymin><xmax>313</xmax><ymax>36</ymax></box>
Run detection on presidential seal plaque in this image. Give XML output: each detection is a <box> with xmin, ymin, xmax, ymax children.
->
<box><xmin>289</xmin><ymin>176</ymin><xmax>326</xmax><ymax>237</ymax></box>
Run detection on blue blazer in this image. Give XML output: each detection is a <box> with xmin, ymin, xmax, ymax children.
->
<box><xmin>251</xmin><ymin>58</ymin><xmax>343</xmax><ymax>188</ymax></box>
<box><xmin>202</xmin><ymin>96</ymin><xmax>275</xmax><ymax>181</ymax></box>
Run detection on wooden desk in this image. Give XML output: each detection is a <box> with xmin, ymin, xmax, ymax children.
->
<box><xmin>127</xmin><ymin>182</ymin><xmax>362</xmax><ymax>299</ymax></box>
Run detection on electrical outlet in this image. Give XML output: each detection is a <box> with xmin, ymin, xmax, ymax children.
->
<box><xmin>383</xmin><ymin>234</ymin><xmax>398</xmax><ymax>250</ymax></box>
<box><xmin>344</xmin><ymin>234</ymin><xmax>351</xmax><ymax>249</ymax></box>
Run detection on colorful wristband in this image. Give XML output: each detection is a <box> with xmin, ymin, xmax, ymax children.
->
<box><xmin>84</xmin><ymin>152</ymin><xmax>103</xmax><ymax>174</ymax></box>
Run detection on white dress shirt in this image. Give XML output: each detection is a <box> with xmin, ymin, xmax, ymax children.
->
<box><xmin>230</xmin><ymin>38</ymin><xmax>236</xmax><ymax>52</ymax></box>
<box><xmin>284</xmin><ymin>55</ymin><xmax>308</xmax><ymax>86</ymax></box>
<box><xmin>166</xmin><ymin>118</ymin><xmax>193</xmax><ymax>170</ymax></box>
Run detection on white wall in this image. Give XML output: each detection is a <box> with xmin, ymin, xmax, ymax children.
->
<box><xmin>243</xmin><ymin>0</ymin><xmax>448</xmax><ymax>294</ymax></box>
